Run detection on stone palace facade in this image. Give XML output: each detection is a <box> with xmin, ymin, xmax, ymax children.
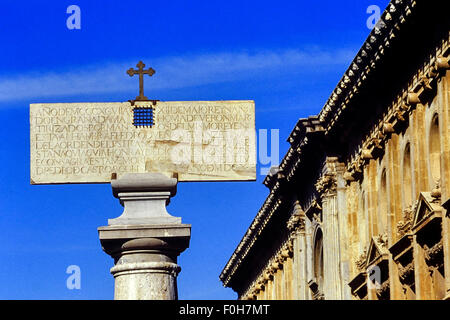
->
<box><xmin>220</xmin><ymin>0</ymin><xmax>450</xmax><ymax>300</ymax></box>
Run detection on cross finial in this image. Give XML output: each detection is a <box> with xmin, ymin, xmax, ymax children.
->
<box><xmin>127</xmin><ymin>61</ymin><xmax>155</xmax><ymax>101</ymax></box>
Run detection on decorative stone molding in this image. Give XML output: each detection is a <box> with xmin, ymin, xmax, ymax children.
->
<box><xmin>389</xmin><ymin>232</ymin><xmax>415</xmax><ymax>290</ymax></box>
<box><xmin>110</xmin><ymin>261</ymin><xmax>181</xmax><ymax>278</ymax></box>
<box><xmin>312</xmin><ymin>213</ymin><xmax>322</xmax><ymax>227</ymax></box>
<box><xmin>239</xmin><ymin>237</ymin><xmax>294</xmax><ymax>300</ymax></box>
<box><xmin>398</xmin><ymin>262</ymin><xmax>415</xmax><ymax>282</ymax></box>
<box><xmin>411</xmin><ymin>192</ymin><xmax>445</xmax><ymax>232</ymax></box>
<box><xmin>407</xmin><ymin>92</ymin><xmax>421</xmax><ymax>105</ymax></box>
<box><xmin>220</xmin><ymin>187</ymin><xmax>285</xmax><ymax>287</ymax></box>
<box><xmin>280</xmin><ymin>116</ymin><xmax>326</xmax><ymax>184</ymax></box>
<box><xmin>319</xmin><ymin>0</ymin><xmax>420</xmax><ymax>127</ymax></box>
<box><xmin>343</xmin><ymin>41</ymin><xmax>449</xmax><ymax>184</ymax></box>
<box><xmin>366</xmin><ymin>233</ymin><xmax>390</xmax><ymax>268</ymax></box>
<box><xmin>310</xmin><ymin>199</ymin><xmax>322</xmax><ymax>212</ymax></box>
<box><xmin>424</xmin><ymin>239</ymin><xmax>444</xmax><ymax>269</ymax></box>
<box><xmin>436</xmin><ymin>55</ymin><xmax>450</xmax><ymax>70</ymax></box>
<box><xmin>354</xmin><ymin>248</ymin><xmax>368</xmax><ymax>273</ymax></box>
<box><xmin>431</xmin><ymin>179</ymin><xmax>441</xmax><ymax>202</ymax></box>
<box><xmin>286</xmin><ymin>202</ymin><xmax>306</xmax><ymax>233</ymax></box>
<box><xmin>315</xmin><ymin>172</ymin><xmax>337</xmax><ymax>196</ymax></box>
<box><xmin>345</xmin><ymin>158</ymin><xmax>364</xmax><ymax>183</ymax></box>
<box><xmin>221</xmin><ymin>0</ymin><xmax>450</xmax><ymax>295</ymax></box>
<box><xmin>305</xmin><ymin>198</ymin><xmax>322</xmax><ymax>224</ymax></box>
<box><xmin>376</xmin><ymin>279</ymin><xmax>390</xmax><ymax>297</ymax></box>
<box><xmin>382</xmin><ymin>122</ymin><xmax>395</xmax><ymax>135</ymax></box>
<box><xmin>316</xmin><ymin>157</ymin><xmax>346</xmax><ymax>198</ymax></box>
<box><xmin>396</xmin><ymin>204</ymin><xmax>414</xmax><ymax>237</ymax></box>
<box><xmin>374</xmin><ymin>233</ymin><xmax>389</xmax><ymax>250</ymax></box>
<box><xmin>361</xmin><ymin>148</ymin><xmax>374</xmax><ymax>160</ymax></box>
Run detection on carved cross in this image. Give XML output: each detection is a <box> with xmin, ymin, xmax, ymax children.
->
<box><xmin>127</xmin><ymin>61</ymin><xmax>155</xmax><ymax>101</ymax></box>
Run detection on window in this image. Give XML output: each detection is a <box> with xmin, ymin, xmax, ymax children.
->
<box><xmin>133</xmin><ymin>107</ymin><xmax>154</xmax><ymax>127</ymax></box>
<box><xmin>313</xmin><ymin>228</ymin><xmax>324</xmax><ymax>291</ymax></box>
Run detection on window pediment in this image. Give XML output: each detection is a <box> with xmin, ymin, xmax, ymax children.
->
<box><xmin>366</xmin><ymin>234</ymin><xmax>389</xmax><ymax>267</ymax></box>
<box><xmin>411</xmin><ymin>192</ymin><xmax>443</xmax><ymax>233</ymax></box>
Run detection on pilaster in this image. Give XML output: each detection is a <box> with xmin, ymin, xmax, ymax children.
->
<box><xmin>316</xmin><ymin>157</ymin><xmax>346</xmax><ymax>299</ymax></box>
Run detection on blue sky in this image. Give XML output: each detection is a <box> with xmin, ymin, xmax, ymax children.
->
<box><xmin>0</xmin><ymin>0</ymin><xmax>389</xmax><ymax>299</ymax></box>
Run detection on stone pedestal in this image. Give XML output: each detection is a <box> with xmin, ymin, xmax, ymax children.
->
<box><xmin>98</xmin><ymin>173</ymin><xmax>191</xmax><ymax>300</ymax></box>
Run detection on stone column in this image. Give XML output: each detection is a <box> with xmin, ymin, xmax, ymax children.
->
<box><xmin>287</xmin><ymin>201</ymin><xmax>306</xmax><ymax>300</ymax></box>
<box><xmin>98</xmin><ymin>173</ymin><xmax>191</xmax><ymax>300</ymax></box>
<box><xmin>304</xmin><ymin>218</ymin><xmax>313</xmax><ymax>300</ymax></box>
<box><xmin>322</xmin><ymin>192</ymin><xmax>342</xmax><ymax>299</ymax></box>
<box><xmin>316</xmin><ymin>157</ymin><xmax>345</xmax><ymax>300</ymax></box>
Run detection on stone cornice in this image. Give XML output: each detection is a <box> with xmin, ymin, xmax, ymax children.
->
<box><xmin>318</xmin><ymin>0</ymin><xmax>419</xmax><ymax>129</ymax></box>
<box><xmin>239</xmin><ymin>236</ymin><xmax>295</xmax><ymax>300</ymax></box>
<box><xmin>344</xmin><ymin>41</ymin><xmax>449</xmax><ymax>183</ymax></box>
<box><xmin>221</xmin><ymin>143</ymin><xmax>311</xmax><ymax>289</ymax></box>
<box><xmin>219</xmin><ymin>189</ymin><xmax>302</xmax><ymax>289</ymax></box>
<box><xmin>281</xmin><ymin>116</ymin><xmax>325</xmax><ymax>183</ymax></box>
<box><xmin>219</xmin><ymin>180</ymin><xmax>285</xmax><ymax>288</ymax></box>
<box><xmin>219</xmin><ymin>0</ymin><xmax>450</xmax><ymax>292</ymax></box>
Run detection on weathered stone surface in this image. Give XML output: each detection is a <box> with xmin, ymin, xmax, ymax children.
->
<box><xmin>30</xmin><ymin>100</ymin><xmax>256</xmax><ymax>184</ymax></box>
<box><xmin>99</xmin><ymin>232</ymin><xmax>191</xmax><ymax>300</ymax></box>
<box><xmin>220</xmin><ymin>2</ymin><xmax>450</xmax><ymax>301</ymax></box>
<box><xmin>112</xmin><ymin>261</ymin><xmax>180</xmax><ymax>300</ymax></box>
<box><xmin>108</xmin><ymin>173</ymin><xmax>180</xmax><ymax>225</ymax></box>
<box><xmin>98</xmin><ymin>173</ymin><xmax>191</xmax><ymax>300</ymax></box>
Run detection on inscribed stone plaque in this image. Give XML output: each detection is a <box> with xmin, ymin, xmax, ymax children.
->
<box><xmin>30</xmin><ymin>100</ymin><xmax>256</xmax><ymax>184</ymax></box>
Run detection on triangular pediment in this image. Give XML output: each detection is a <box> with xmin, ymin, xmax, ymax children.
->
<box><xmin>367</xmin><ymin>239</ymin><xmax>380</xmax><ymax>265</ymax></box>
<box><xmin>366</xmin><ymin>235</ymin><xmax>389</xmax><ymax>267</ymax></box>
<box><xmin>412</xmin><ymin>192</ymin><xmax>440</xmax><ymax>230</ymax></box>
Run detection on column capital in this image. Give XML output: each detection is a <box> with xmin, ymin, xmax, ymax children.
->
<box><xmin>98</xmin><ymin>225</ymin><xmax>191</xmax><ymax>259</ymax></box>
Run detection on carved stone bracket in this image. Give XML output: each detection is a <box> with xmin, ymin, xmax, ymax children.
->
<box><xmin>286</xmin><ymin>202</ymin><xmax>306</xmax><ymax>234</ymax></box>
<box><xmin>374</xmin><ymin>233</ymin><xmax>389</xmax><ymax>252</ymax></box>
<box><xmin>398</xmin><ymin>262</ymin><xmax>414</xmax><ymax>282</ymax></box>
<box><xmin>316</xmin><ymin>157</ymin><xmax>346</xmax><ymax>197</ymax></box>
<box><xmin>424</xmin><ymin>239</ymin><xmax>444</xmax><ymax>269</ymax></box>
<box><xmin>344</xmin><ymin>158</ymin><xmax>365</xmax><ymax>183</ymax></box>
<box><xmin>376</xmin><ymin>279</ymin><xmax>391</xmax><ymax>297</ymax></box>
<box><xmin>354</xmin><ymin>248</ymin><xmax>368</xmax><ymax>273</ymax></box>
<box><xmin>305</xmin><ymin>198</ymin><xmax>322</xmax><ymax>223</ymax></box>
<box><xmin>396</xmin><ymin>203</ymin><xmax>415</xmax><ymax>237</ymax></box>
<box><xmin>389</xmin><ymin>232</ymin><xmax>415</xmax><ymax>290</ymax></box>
<box><xmin>342</xmin><ymin>44</ymin><xmax>449</xmax><ymax>186</ymax></box>
<box><xmin>315</xmin><ymin>172</ymin><xmax>337</xmax><ymax>197</ymax></box>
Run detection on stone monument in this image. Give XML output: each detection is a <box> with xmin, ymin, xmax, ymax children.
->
<box><xmin>30</xmin><ymin>61</ymin><xmax>256</xmax><ymax>299</ymax></box>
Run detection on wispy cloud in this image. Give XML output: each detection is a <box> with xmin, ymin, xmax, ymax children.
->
<box><xmin>0</xmin><ymin>48</ymin><xmax>355</xmax><ymax>102</ymax></box>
